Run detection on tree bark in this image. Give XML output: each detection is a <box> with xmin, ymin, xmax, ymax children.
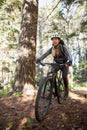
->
<box><xmin>13</xmin><ymin>0</ymin><xmax>38</xmax><ymax>95</ymax></box>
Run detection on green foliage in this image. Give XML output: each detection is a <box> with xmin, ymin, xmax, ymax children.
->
<box><xmin>81</xmin><ymin>21</ymin><xmax>87</xmax><ymax>32</ymax></box>
<box><xmin>68</xmin><ymin>32</ymin><xmax>76</xmax><ymax>38</ymax></box>
<box><xmin>2</xmin><ymin>67</ymin><xmax>10</xmax><ymax>72</ymax></box>
<box><xmin>69</xmin><ymin>82</ymin><xmax>87</xmax><ymax>89</ymax></box>
<box><xmin>79</xmin><ymin>61</ymin><xmax>87</xmax><ymax>72</ymax></box>
<box><xmin>23</xmin><ymin>118</ymin><xmax>32</xmax><ymax>130</ymax></box>
<box><xmin>9</xmin><ymin>76</ymin><xmax>14</xmax><ymax>87</ymax></box>
<box><xmin>0</xmin><ymin>88</ymin><xmax>10</xmax><ymax>96</ymax></box>
<box><xmin>74</xmin><ymin>61</ymin><xmax>87</xmax><ymax>82</ymax></box>
<box><xmin>61</xmin><ymin>0</ymin><xmax>84</xmax><ymax>6</ymax></box>
<box><xmin>61</xmin><ymin>0</ymin><xmax>75</xmax><ymax>5</ymax></box>
<box><xmin>4</xmin><ymin>0</ymin><xmax>22</xmax><ymax>12</ymax></box>
<box><xmin>0</xmin><ymin>84</ymin><xmax>3</xmax><ymax>89</ymax></box>
<box><xmin>0</xmin><ymin>0</ymin><xmax>6</xmax><ymax>7</ymax></box>
<box><xmin>8</xmin><ymin>43</ymin><xmax>18</xmax><ymax>49</ymax></box>
<box><xmin>0</xmin><ymin>0</ymin><xmax>22</xmax><ymax>84</ymax></box>
<box><xmin>15</xmin><ymin>92</ymin><xmax>22</xmax><ymax>97</ymax></box>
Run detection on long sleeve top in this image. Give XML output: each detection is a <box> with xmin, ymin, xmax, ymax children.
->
<box><xmin>39</xmin><ymin>43</ymin><xmax>72</xmax><ymax>64</ymax></box>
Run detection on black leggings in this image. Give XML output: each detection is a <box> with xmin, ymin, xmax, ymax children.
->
<box><xmin>54</xmin><ymin>65</ymin><xmax>69</xmax><ymax>96</ymax></box>
<box><xmin>61</xmin><ymin>66</ymin><xmax>69</xmax><ymax>91</ymax></box>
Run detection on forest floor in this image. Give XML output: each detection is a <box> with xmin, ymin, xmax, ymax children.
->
<box><xmin>0</xmin><ymin>87</ymin><xmax>87</xmax><ymax>130</ymax></box>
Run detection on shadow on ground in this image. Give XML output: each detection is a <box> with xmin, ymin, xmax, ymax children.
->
<box><xmin>0</xmin><ymin>88</ymin><xmax>87</xmax><ymax>130</ymax></box>
<box><xmin>0</xmin><ymin>94</ymin><xmax>36</xmax><ymax>130</ymax></box>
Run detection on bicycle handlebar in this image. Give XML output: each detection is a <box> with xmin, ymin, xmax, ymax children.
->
<box><xmin>38</xmin><ymin>61</ymin><xmax>65</xmax><ymax>67</ymax></box>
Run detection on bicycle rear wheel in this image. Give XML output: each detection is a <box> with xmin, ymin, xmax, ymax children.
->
<box><xmin>35</xmin><ymin>77</ymin><xmax>52</xmax><ymax>122</ymax></box>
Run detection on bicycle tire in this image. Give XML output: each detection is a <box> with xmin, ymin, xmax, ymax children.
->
<box><xmin>35</xmin><ymin>77</ymin><xmax>52</xmax><ymax>122</ymax></box>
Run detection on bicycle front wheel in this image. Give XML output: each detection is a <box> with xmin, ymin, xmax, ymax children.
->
<box><xmin>35</xmin><ymin>77</ymin><xmax>52</xmax><ymax>122</ymax></box>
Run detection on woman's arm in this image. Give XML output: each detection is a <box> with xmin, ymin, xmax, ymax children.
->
<box><xmin>63</xmin><ymin>45</ymin><xmax>72</xmax><ymax>64</ymax></box>
<box><xmin>38</xmin><ymin>47</ymin><xmax>52</xmax><ymax>61</ymax></box>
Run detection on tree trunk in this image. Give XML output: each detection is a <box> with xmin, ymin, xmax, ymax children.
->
<box><xmin>13</xmin><ymin>0</ymin><xmax>38</xmax><ymax>95</ymax></box>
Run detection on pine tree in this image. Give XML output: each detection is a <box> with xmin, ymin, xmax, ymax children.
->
<box><xmin>13</xmin><ymin>0</ymin><xmax>38</xmax><ymax>95</ymax></box>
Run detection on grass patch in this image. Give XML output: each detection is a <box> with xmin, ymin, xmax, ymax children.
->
<box><xmin>69</xmin><ymin>82</ymin><xmax>87</xmax><ymax>89</ymax></box>
<box><xmin>15</xmin><ymin>92</ymin><xmax>22</xmax><ymax>97</ymax></box>
<box><xmin>0</xmin><ymin>88</ymin><xmax>11</xmax><ymax>96</ymax></box>
<box><xmin>23</xmin><ymin>117</ymin><xmax>32</xmax><ymax>130</ymax></box>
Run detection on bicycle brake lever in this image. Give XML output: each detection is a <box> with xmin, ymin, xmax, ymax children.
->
<box><xmin>40</xmin><ymin>62</ymin><xmax>45</xmax><ymax>66</ymax></box>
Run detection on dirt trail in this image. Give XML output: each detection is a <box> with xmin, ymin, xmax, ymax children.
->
<box><xmin>0</xmin><ymin>87</ymin><xmax>87</xmax><ymax>130</ymax></box>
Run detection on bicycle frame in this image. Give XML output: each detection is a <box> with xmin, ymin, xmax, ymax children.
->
<box><xmin>46</xmin><ymin>64</ymin><xmax>63</xmax><ymax>98</ymax></box>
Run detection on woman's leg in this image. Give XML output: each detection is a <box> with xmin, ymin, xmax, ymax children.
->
<box><xmin>62</xmin><ymin>66</ymin><xmax>69</xmax><ymax>98</ymax></box>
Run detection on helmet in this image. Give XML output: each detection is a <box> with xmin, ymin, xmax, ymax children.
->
<box><xmin>51</xmin><ymin>33</ymin><xmax>60</xmax><ymax>40</ymax></box>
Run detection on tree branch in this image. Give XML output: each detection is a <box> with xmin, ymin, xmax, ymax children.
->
<box><xmin>44</xmin><ymin>0</ymin><xmax>62</xmax><ymax>22</ymax></box>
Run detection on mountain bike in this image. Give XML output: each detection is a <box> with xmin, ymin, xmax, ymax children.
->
<box><xmin>35</xmin><ymin>62</ymin><xmax>67</xmax><ymax>122</ymax></box>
